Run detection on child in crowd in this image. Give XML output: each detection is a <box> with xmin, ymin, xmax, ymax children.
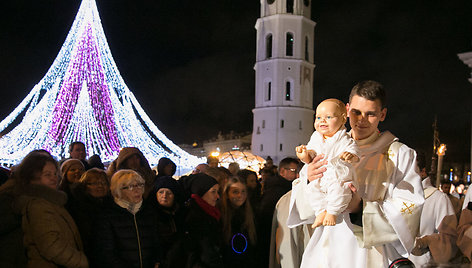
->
<box><xmin>294</xmin><ymin>98</ymin><xmax>359</xmax><ymax>228</ymax></box>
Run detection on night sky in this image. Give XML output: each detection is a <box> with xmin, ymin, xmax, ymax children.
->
<box><xmin>0</xmin><ymin>0</ymin><xmax>471</xmax><ymax>168</ymax></box>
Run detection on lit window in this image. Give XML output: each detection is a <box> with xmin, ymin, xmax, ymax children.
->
<box><xmin>285</xmin><ymin>81</ymin><xmax>292</xmax><ymax>101</ymax></box>
<box><xmin>286</xmin><ymin>33</ymin><xmax>294</xmax><ymax>56</ymax></box>
<box><xmin>265</xmin><ymin>82</ymin><xmax>272</xmax><ymax>101</ymax></box>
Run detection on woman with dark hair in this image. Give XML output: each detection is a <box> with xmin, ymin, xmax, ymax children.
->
<box><xmin>220</xmin><ymin>177</ymin><xmax>258</xmax><ymax>268</ymax></box>
<box><xmin>106</xmin><ymin>147</ymin><xmax>156</xmax><ymax>198</ymax></box>
<box><xmin>169</xmin><ymin>173</ymin><xmax>224</xmax><ymax>268</ymax></box>
<box><xmin>15</xmin><ymin>151</ymin><xmax>88</xmax><ymax>267</ymax></box>
<box><xmin>68</xmin><ymin>168</ymin><xmax>110</xmax><ymax>258</ymax></box>
<box><xmin>237</xmin><ymin>169</ymin><xmax>262</xmax><ymax>212</ymax></box>
<box><xmin>94</xmin><ymin>169</ymin><xmax>161</xmax><ymax>268</ymax></box>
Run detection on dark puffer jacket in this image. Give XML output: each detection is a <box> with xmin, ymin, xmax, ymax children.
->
<box><xmin>93</xmin><ymin>200</ymin><xmax>161</xmax><ymax>268</ymax></box>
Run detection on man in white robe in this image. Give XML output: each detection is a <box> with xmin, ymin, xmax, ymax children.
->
<box><xmin>288</xmin><ymin>80</ymin><xmax>424</xmax><ymax>267</ymax></box>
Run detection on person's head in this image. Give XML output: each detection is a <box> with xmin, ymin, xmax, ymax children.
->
<box><xmin>154</xmin><ymin>176</ymin><xmax>181</xmax><ymax>208</ymax></box>
<box><xmin>110</xmin><ymin>169</ymin><xmax>145</xmax><ymax>204</ymax></box>
<box><xmin>204</xmin><ymin>167</ymin><xmax>228</xmax><ymax>190</ymax></box>
<box><xmin>69</xmin><ymin>142</ymin><xmax>86</xmax><ymax>160</ymax></box>
<box><xmin>61</xmin><ymin>159</ymin><xmax>85</xmax><ymax>184</ymax></box>
<box><xmin>315</xmin><ymin>98</ymin><xmax>347</xmax><ymax>138</ymax></box>
<box><xmin>237</xmin><ymin>169</ymin><xmax>258</xmax><ymax>190</ymax></box>
<box><xmin>157</xmin><ymin>157</ymin><xmax>177</xmax><ymax>177</ymax></box>
<box><xmin>88</xmin><ymin>154</ymin><xmax>104</xmax><ymax>170</ymax></box>
<box><xmin>346</xmin><ymin>80</ymin><xmax>387</xmax><ymax>140</ymax></box>
<box><xmin>189</xmin><ymin>173</ymin><xmax>219</xmax><ymax>207</ymax></box>
<box><xmin>265</xmin><ymin>156</ymin><xmax>274</xmax><ymax>167</ymax></box>
<box><xmin>440</xmin><ymin>179</ymin><xmax>452</xmax><ymax>195</ymax></box>
<box><xmin>259</xmin><ymin>167</ymin><xmax>274</xmax><ymax>184</ymax></box>
<box><xmin>278</xmin><ymin>157</ymin><xmax>299</xmax><ymax>181</ymax></box>
<box><xmin>192</xmin><ymin>163</ymin><xmax>209</xmax><ymax>174</ymax></box>
<box><xmin>79</xmin><ymin>168</ymin><xmax>109</xmax><ymax>198</ymax></box>
<box><xmin>206</xmin><ymin>156</ymin><xmax>219</xmax><ymax>168</ymax></box>
<box><xmin>220</xmin><ymin>177</ymin><xmax>257</xmax><ymax>245</ymax></box>
<box><xmin>115</xmin><ymin>147</ymin><xmax>149</xmax><ymax>171</ymax></box>
<box><xmin>15</xmin><ymin>151</ymin><xmax>59</xmax><ymax>190</ymax></box>
<box><xmin>228</xmin><ymin>162</ymin><xmax>240</xmax><ymax>175</ymax></box>
<box><xmin>223</xmin><ymin>177</ymin><xmax>248</xmax><ymax>208</ymax></box>
<box><xmin>415</xmin><ymin>151</ymin><xmax>428</xmax><ymax>180</ymax></box>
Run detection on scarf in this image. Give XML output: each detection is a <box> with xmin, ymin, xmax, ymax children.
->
<box><xmin>191</xmin><ymin>194</ymin><xmax>221</xmax><ymax>221</ymax></box>
<box><xmin>114</xmin><ymin>197</ymin><xmax>143</xmax><ymax>215</ymax></box>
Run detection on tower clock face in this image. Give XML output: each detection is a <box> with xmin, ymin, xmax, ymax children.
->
<box><xmin>304</xmin><ymin>0</ymin><xmax>310</xmax><ymax>6</ymax></box>
<box><xmin>267</xmin><ymin>0</ymin><xmax>275</xmax><ymax>4</ymax></box>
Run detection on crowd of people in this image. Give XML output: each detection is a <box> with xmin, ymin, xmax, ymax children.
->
<box><xmin>0</xmin><ymin>80</ymin><xmax>471</xmax><ymax>268</ymax></box>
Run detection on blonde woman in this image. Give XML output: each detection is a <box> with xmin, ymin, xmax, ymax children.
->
<box><xmin>94</xmin><ymin>169</ymin><xmax>161</xmax><ymax>268</ymax></box>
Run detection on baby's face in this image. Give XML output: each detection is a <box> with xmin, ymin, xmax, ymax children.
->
<box><xmin>314</xmin><ymin>101</ymin><xmax>345</xmax><ymax>138</ymax></box>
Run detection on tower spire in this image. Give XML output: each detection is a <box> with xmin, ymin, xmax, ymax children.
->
<box><xmin>0</xmin><ymin>0</ymin><xmax>202</xmax><ymax>171</ymax></box>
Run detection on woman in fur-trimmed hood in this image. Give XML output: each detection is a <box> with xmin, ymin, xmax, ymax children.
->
<box><xmin>107</xmin><ymin>147</ymin><xmax>156</xmax><ymax>198</ymax></box>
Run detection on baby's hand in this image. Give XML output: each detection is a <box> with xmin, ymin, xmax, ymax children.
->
<box><xmin>339</xmin><ymin>152</ymin><xmax>359</xmax><ymax>163</ymax></box>
<box><xmin>296</xmin><ymin>145</ymin><xmax>312</xmax><ymax>164</ymax></box>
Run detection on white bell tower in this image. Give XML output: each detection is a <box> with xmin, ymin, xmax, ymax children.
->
<box><xmin>251</xmin><ymin>0</ymin><xmax>316</xmax><ymax>164</ymax></box>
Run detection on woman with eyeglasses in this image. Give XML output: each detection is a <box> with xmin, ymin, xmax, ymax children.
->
<box><xmin>93</xmin><ymin>169</ymin><xmax>161</xmax><ymax>268</ymax></box>
<box><xmin>67</xmin><ymin>168</ymin><xmax>110</xmax><ymax>260</ymax></box>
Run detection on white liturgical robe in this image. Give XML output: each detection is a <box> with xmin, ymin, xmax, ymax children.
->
<box><xmin>288</xmin><ymin>131</ymin><xmax>424</xmax><ymax>268</ymax></box>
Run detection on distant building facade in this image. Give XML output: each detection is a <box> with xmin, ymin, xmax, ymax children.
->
<box><xmin>251</xmin><ymin>0</ymin><xmax>316</xmax><ymax>163</ymax></box>
<box><xmin>179</xmin><ymin>131</ymin><xmax>252</xmax><ymax>158</ymax></box>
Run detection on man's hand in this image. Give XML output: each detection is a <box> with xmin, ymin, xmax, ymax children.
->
<box><xmin>306</xmin><ymin>154</ymin><xmax>327</xmax><ymax>182</ymax></box>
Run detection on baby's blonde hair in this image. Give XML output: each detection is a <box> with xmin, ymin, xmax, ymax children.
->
<box><xmin>319</xmin><ymin>98</ymin><xmax>347</xmax><ymax>124</ymax></box>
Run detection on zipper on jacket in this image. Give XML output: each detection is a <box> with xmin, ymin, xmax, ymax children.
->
<box><xmin>134</xmin><ymin>214</ymin><xmax>143</xmax><ymax>268</ymax></box>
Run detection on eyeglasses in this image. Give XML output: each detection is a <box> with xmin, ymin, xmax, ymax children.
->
<box><xmin>86</xmin><ymin>181</ymin><xmax>108</xmax><ymax>186</ymax></box>
<box><xmin>283</xmin><ymin>168</ymin><xmax>297</xmax><ymax>172</ymax></box>
<box><xmin>121</xmin><ymin>183</ymin><xmax>145</xmax><ymax>191</ymax></box>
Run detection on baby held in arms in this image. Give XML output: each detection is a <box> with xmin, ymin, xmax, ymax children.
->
<box><xmin>295</xmin><ymin>98</ymin><xmax>359</xmax><ymax>228</ymax></box>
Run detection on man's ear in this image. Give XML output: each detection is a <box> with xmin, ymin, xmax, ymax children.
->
<box><xmin>345</xmin><ymin>103</ymin><xmax>350</xmax><ymax>117</ymax></box>
<box><xmin>379</xmin><ymin>108</ymin><xmax>387</xmax><ymax>122</ymax></box>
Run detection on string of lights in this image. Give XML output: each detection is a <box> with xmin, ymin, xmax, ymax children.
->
<box><xmin>0</xmin><ymin>0</ymin><xmax>203</xmax><ymax>171</ymax></box>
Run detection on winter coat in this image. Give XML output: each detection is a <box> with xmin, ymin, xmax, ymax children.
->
<box><xmin>17</xmin><ymin>184</ymin><xmax>88</xmax><ymax>268</ymax></box>
<box><xmin>67</xmin><ymin>186</ymin><xmax>110</xmax><ymax>259</ymax></box>
<box><xmin>167</xmin><ymin>198</ymin><xmax>224</xmax><ymax>268</ymax></box>
<box><xmin>93</xmin><ymin>200</ymin><xmax>161</xmax><ymax>268</ymax></box>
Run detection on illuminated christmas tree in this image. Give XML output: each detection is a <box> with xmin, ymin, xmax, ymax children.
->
<box><xmin>0</xmin><ymin>0</ymin><xmax>202</xmax><ymax>171</ymax></box>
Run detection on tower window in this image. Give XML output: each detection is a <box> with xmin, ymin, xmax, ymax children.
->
<box><xmin>305</xmin><ymin>36</ymin><xmax>309</xmax><ymax>61</ymax></box>
<box><xmin>286</xmin><ymin>33</ymin><xmax>294</xmax><ymax>56</ymax></box>
<box><xmin>265</xmin><ymin>82</ymin><xmax>272</xmax><ymax>101</ymax></box>
<box><xmin>260</xmin><ymin>144</ymin><xmax>264</xmax><ymax>151</ymax></box>
<box><xmin>287</xmin><ymin>0</ymin><xmax>294</xmax><ymax>13</ymax></box>
<box><xmin>257</xmin><ymin>127</ymin><xmax>260</xmax><ymax>134</ymax></box>
<box><xmin>299</xmin><ymin>120</ymin><xmax>302</xmax><ymax>130</ymax></box>
<box><xmin>266</xmin><ymin>34</ymin><xmax>273</xmax><ymax>59</ymax></box>
<box><xmin>280</xmin><ymin>143</ymin><xmax>283</xmax><ymax>151</ymax></box>
<box><xmin>285</xmin><ymin>81</ymin><xmax>292</xmax><ymax>101</ymax></box>
<box><xmin>262</xmin><ymin>120</ymin><xmax>265</xmax><ymax>128</ymax></box>
<box><xmin>280</xmin><ymin>120</ymin><xmax>284</xmax><ymax>128</ymax></box>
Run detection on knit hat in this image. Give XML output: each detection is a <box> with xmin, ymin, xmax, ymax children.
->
<box><xmin>189</xmin><ymin>173</ymin><xmax>218</xmax><ymax>197</ymax></box>
<box><xmin>60</xmin><ymin>159</ymin><xmax>84</xmax><ymax>179</ymax></box>
<box><xmin>155</xmin><ymin>176</ymin><xmax>181</xmax><ymax>197</ymax></box>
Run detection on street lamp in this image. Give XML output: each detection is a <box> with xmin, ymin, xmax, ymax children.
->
<box><xmin>436</xmin><ymin>143</ymin><xmax>447</xmax><ymax>187</ymax></box>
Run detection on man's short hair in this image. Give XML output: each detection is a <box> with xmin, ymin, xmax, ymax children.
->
<box><xmin>69</xmin><ymin>141</ymin><xmax>85</xmax><ymax>153</ymax></box>
<box><xmin>349</xmin><ymin>80</ymin><xmax>386</xmax><ymax>108</ymax></box>
<box><xmin>278</xmin><ymin>157</ymin><xmax>299</xmax><ymax>170</ymax></box>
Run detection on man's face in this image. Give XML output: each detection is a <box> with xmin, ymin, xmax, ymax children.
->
<box><xmin>70</xmin><ymin>144</ymin><xmax>86</xmax><ymax>160</ymax></box>
<box><xmin>279</xmin><ymin>163</ymin><xmax>298</xmax><ymax>181</ymax></box>
<box><xmin>346</xmin><ymin>95</ymin><xmax>387</xmax><ymax>140</ymax></box>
